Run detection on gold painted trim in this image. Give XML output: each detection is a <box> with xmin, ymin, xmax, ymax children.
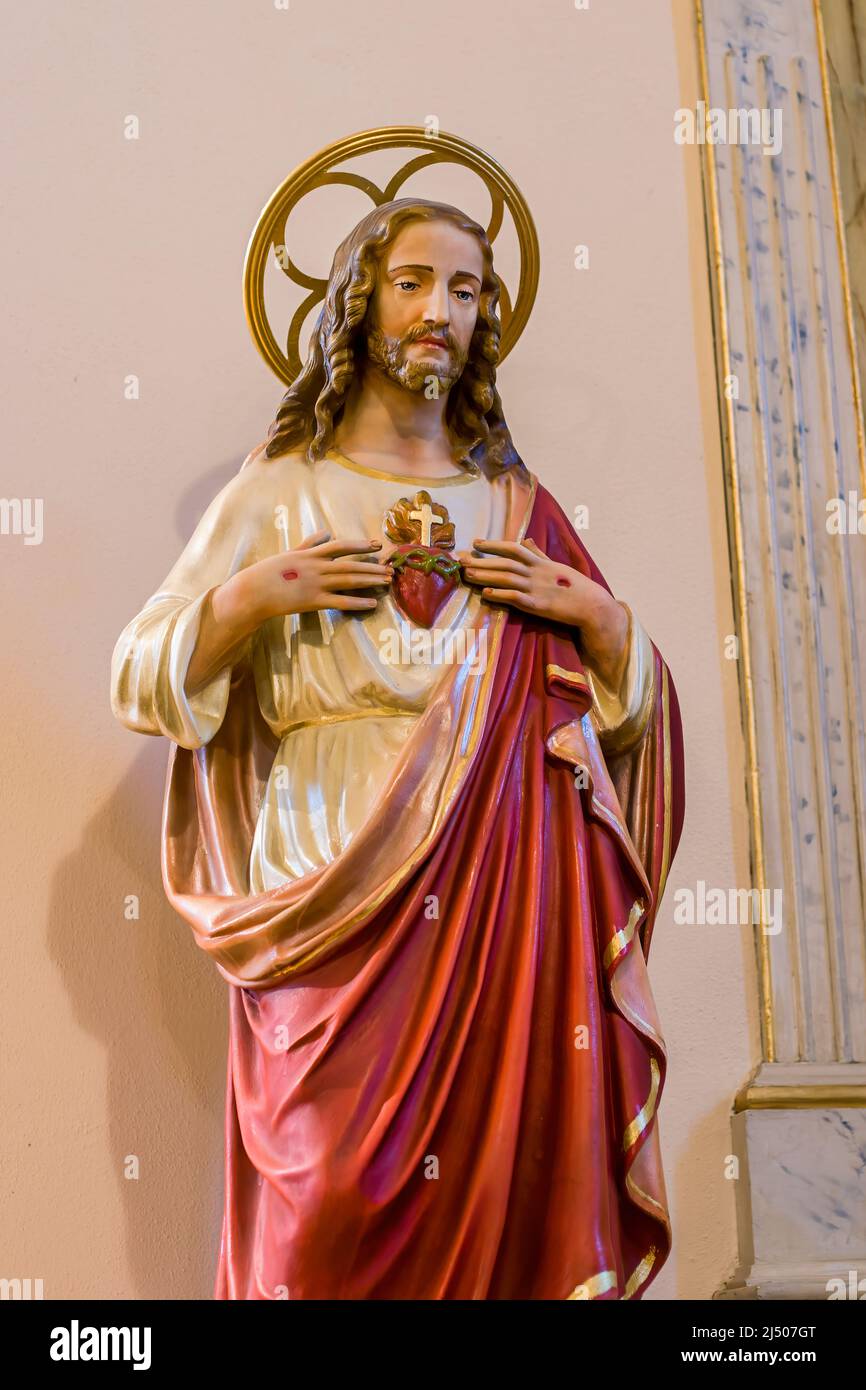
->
<box><xmin>567</xmin><ymin>1269</ymin><xmax>618</xmax><ymax>1300</ymax></box>
<box><xmin>610</xmin><ymin>979</ymin><xmax>665</xmax><ymax>1055</ymax></box>
<box><xmin>545</xmin><ymin>663</ymin><xmax>590</xmax><ymax>689</ymax></box>
<box><xmin>603</xmin><ymin>898</ymin><xmax>645</xmax><ymax>972</ymax></box>
<box><xmin>243</xmin><ymin>125</ymin><xmax>540</xmax><ymax>386</ymax></box>
<box><xmin>623</xmin><ymin>1246</ymin><xmax>659</xmax><ymax>1300</ymax></box>
<box><xmin>622</xmin><ymin>1056</ymin><xmax>661</xmax><ymax>1152</ymax></box>
<box><xmin>734</xmin><ymin>1083</ymin><xmax>866</xmax><ymax>1112</ymax></box>
<box><xmin>283</xmin><ymin>708</ymin><xmax>420</xmax><ymax>736</ymax></box>
<box><xmin>626</xmin><ymin>1170</ymin><xmax>670</xmax><ymax>1227</ymax></box>
<box><xmin>813</xmin><ymin>0</ymin><xmax>866</xmax><ymax>499</ymax></box>
<box><xmin>694</xmin><ymin>0</ymin><xmax>774</xmax><ymax>1060</ymax></box>
<box><xmin>325</xmin><ymin>448</ymin><xmax>480</xmax><ymax>487</ymax></box>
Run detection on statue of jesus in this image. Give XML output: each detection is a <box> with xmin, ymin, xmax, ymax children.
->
<box><xmin>111</xmin><ymin>197</ymin><xmax>684</xmax><ymax>1300</ymax></box>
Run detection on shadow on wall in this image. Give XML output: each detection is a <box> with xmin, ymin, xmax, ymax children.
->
<box><xmin>174</xmin><ymin>452</ymin><xmax>262</xmax><ymax>547</ymax></box>
<box><xmin>46</xmin><ymin>739</ymin><xmax>227</xmax><ymax>1298</ymax></box>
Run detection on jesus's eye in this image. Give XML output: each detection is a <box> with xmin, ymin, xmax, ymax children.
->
<box><xmin>396</xmin><ymin>279</ymin><xmax>420</xmax><ymax>292</ymax></box>
<box><xmin>454</xmin><ymin>288</ymin><xmax>475</xmax><ymax>302</ymax></box>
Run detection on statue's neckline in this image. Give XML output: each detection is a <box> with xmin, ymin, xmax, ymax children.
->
<box><xmin>325</xmin><ymin>448</ymin><xmax>481</xmax><ymax>487</ymax></box>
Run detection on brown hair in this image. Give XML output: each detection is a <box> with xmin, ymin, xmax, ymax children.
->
<box><xmin>264</xmin><ymin>198</ymin><xmax>526</xmax><ymax>477</ymax></box>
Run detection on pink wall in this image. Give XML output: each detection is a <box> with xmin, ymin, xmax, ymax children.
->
<box><xmin>0</xmin><ymin>0</ymin><xmax>756</xmax><ymax>1298</ymax></box>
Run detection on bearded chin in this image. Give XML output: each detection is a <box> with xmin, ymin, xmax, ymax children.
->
<box><xmin>365</xmin><ymin>326</ymin><xmax>466</xmax><ymax>392</ymax></box>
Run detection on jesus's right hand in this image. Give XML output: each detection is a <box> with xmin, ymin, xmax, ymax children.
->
<box><xmin>227</xmin><ymin>530</ymin><xmax>393</xmax><ymax>624</ymax></box>
<box><xmin>185</xmin><ymin>532</ymin><xmax>392</xmax><ymax>694</ymax></box>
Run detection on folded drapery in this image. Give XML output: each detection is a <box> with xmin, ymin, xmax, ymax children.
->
<box><xmin>111</xmin><ymin>451</ymin><xmax>684</xmax><ymax>1298</ymax></box>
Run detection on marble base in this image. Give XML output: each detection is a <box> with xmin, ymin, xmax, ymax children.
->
<box><xmin>719</xmin><ymin>1260</ymin><xmax>866</xmax><ymax>1301</ymax></box>
<box><xmin>717</xmin><ymin>1080</ymin><xmax>866</xmax><ymax>1300</ymax></box>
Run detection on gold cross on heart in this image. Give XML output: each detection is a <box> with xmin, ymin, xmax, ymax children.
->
<box><xmin>409</xmin><ymin>497</ymin><xmax>445</xmax><ymax>546</ymax></box>
<box><xmin>383</xmin><ymin>490</ymin><xmax>455</xmax><ymax>549</ymax></box>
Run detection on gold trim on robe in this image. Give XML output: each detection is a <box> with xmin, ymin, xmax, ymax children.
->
<box><xmin>326</xmin><ymin>446</ymin><xmax>482</xmax><ymax>486</ymax></box>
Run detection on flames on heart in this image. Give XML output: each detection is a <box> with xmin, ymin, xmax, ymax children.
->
<box><xmin>383</xmin><ymin>491</ymin><xmax>456</xmax><ymax>550</ymax></box>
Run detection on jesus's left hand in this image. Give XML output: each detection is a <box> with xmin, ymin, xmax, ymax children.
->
<box><xmin>457</xmin><ymin>538</ymin><xmax>630</xmax><ymax>688</ymax></box>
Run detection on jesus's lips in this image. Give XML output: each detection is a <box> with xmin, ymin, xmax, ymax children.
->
<box><xmin>413</xmin><ymin>337</ymin><xmax>449</xmax><ymax>350</ymax></box>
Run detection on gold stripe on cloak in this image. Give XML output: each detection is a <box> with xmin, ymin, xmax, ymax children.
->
<box><xmin>567</xmin><ymin>1269</ymin><xmax>618</xmax><ymax>1299</ymax></box>
<box><xmin>623</xmin><ymin>1246</ymin><xmax>659</xmax><ymax>1300</ymax></box>
<box><xmin>603</xmin><ymin>898</ymin><xmax>646</xmax><ymax>971</ymax></box>
<box><xmin>545</xmin><ymin>663</ymin><xmax>590</xmax><ymax>689</ymax></box>
<box><xmin>622</xmin><ymin>1057</ymin><xmax>661</xmax><ymax>1153</ymax></box>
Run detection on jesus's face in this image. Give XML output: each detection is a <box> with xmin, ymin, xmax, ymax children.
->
<box><xmin>364</xmin><ymin>217</ymin><xmax>485</xmax><ymax>393</ymax></box>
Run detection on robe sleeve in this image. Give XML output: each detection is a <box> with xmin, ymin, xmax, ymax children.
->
<box><xmin>110</xmin><ymin>455</ymin><xmax>269</xmax><ymax>751</ymax></box>
<box><xmin>584</xmin><ymin>602</ymin><xmax>656</xmax><ymax>755</ymax></box>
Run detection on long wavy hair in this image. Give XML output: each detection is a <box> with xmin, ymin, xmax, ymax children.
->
<box><xmin>264</xmin><ymin>198</ymin><xmax>526</xmax><ymax>477</ymax></box>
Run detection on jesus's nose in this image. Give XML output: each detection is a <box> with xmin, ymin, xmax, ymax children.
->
<box><xmin>420</xmin><ymin>281</ymin><xmax>450</xmax><ymax>326</ymax></box>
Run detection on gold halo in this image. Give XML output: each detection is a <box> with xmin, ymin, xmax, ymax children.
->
<box><xmin>243</xmin><ymin>125</ymin><xmax>540</xmax><ymax>386</ymax></box>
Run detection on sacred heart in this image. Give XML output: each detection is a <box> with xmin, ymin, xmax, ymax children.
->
<box><xmin>383</xmin><ymin>490</ymin><xmax>462</xmax><ymax>628</ymax></box>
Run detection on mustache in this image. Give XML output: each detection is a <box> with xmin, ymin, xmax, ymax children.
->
<box><xmin>404</xmin><ymin>324</ymin><xmax>459</xmax><ymax>351</ymax></box>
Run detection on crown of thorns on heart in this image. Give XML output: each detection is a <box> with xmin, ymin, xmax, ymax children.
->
<box><xmin>383</xmin><ymin>492</ymin><xmax>461</xmax><ymax>578</ymax></box>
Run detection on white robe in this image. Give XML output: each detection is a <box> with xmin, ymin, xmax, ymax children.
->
<box><xmin>111</xmin><ymin>445</ymin><xmax>651</xmax><ymax>891</ymax></box>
